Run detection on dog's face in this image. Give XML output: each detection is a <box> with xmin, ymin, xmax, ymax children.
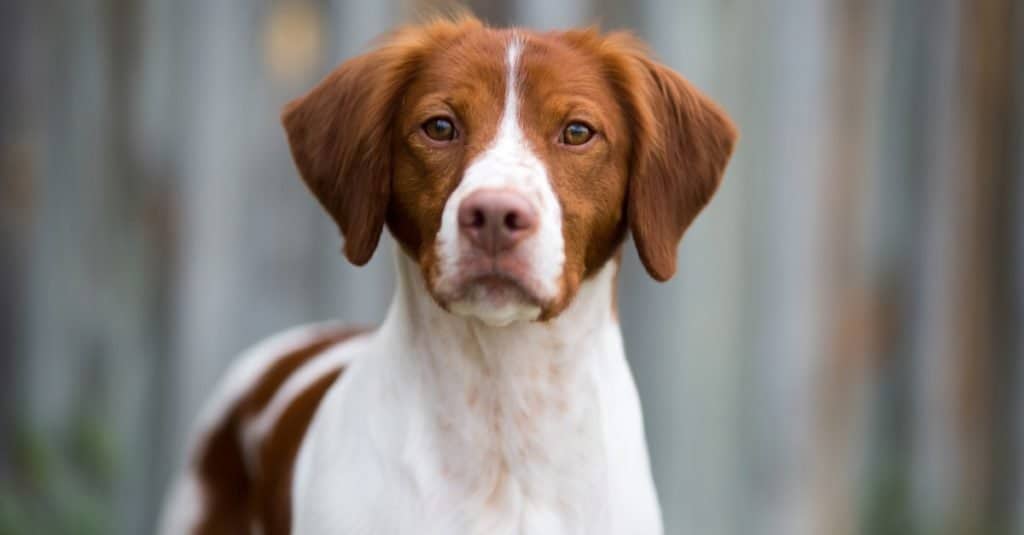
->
<box><xmin>283</xmin><ymin>18</ymin><xmax>736</xmax><ymax>326</ymax></box>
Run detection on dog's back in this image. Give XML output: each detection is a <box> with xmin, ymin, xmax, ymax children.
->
<box><xmin>158</xmin><ymin>322</ymin><xmax>367</xmax><ymax>535</ymax></box>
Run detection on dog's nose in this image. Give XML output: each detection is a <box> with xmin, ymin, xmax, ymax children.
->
<box><xmin>457</xmin><ymin>189</ymin><xmax>537</xmax><ymax>254</ymax></box>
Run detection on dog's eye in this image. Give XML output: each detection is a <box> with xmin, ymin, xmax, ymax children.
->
<box><xmin>561</xmin><ymin>122</ymin><xmax>595</xmax><ymax>146</ymax></box>
<box><xmin>422</xmin><ymin>117</ymin><xmax>456</xmax><ymax>142</ymax></box>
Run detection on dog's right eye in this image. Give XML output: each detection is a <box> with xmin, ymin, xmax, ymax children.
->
<box><xmin>561</xmin><ymin>122</ymin><xmax>595</xmax><ymax>146</ymax></box>
<box><xmin>422</xmin><ymin>117</ymin><xmax>457</xmax><ymax>142</ymax></box>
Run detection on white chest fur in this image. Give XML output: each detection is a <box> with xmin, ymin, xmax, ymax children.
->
<box><xmin>291</xmin><ymin>253</ymin><xmax>663</xmax><ymax>534</ymax></box>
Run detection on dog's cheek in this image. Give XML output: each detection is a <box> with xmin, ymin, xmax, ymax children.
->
<box><xmin>386</xmin><ymin>174</ymin><xmax>426</xmax><ymax>260</ymax></box>
<box><xmin>387</xmin><ymin>147</ymin><xmax>451</xmax><ymax>260</ymax></box>
<box><xmin>545</xmin><ymin>160</ymin><xmax>627</xmax><ymax>316</ymax></box>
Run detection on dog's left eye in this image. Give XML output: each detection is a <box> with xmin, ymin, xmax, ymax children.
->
<box><xmin>561</xmin><ymin>122</ymin><xmax>594</xmax><ymax>146</ymax></box>
<box><xmin>422</xmin><ymin>117</ymin><xmax>457</xmax><ymax>142</ymax></box>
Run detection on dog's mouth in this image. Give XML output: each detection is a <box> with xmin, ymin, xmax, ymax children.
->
<box><xmin>437</xmin><ymin>261</ymin><xmax>547</xmax><ymax>326</ymax></box>
<box><xmin>459</xmin><ymin>271</ymin><xmax>539</xmax><ymax>304</ymax></box>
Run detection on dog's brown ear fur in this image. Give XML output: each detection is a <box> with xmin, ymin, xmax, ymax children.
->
<box><xmin>282</xmin><ymin>53</ymin><xmax>396</xmax><ymax>265</ymax></box>
<box><xmin>282</xmin><ymin>17</ymin><xmax>483</xmax><ymax>265</ymax></box>
<box><xmin>601</xmin><ymin>34</ymin><xmax>738</xmax><ymax>281</ymax></box>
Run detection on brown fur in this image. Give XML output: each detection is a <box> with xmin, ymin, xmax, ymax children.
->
<box><xmin>192</xmin><ymin>327</ymin><xmax>366</xmax><ymax>534</ymax></box>
<box><xmin>249</xmin><ymin>370</ymin><xmax>343</xmax><ymax>534</ymax></box>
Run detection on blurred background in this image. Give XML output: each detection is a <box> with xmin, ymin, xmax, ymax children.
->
<box><xmin>1</xmin><ymin>0</ymin><xmax>1022</xmax><ymax>534</ymax></box>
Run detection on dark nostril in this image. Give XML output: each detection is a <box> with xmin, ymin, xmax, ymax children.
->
<box><xmin>504</xmin><ymin>212</ymin><xmax>519</xmax><ymax>231</ymax></box>
<box><xmin>505</xmin><ymin>206</ymin><xmax>537</xmax><ymax>233</ymax></box>
<box><xmin>471</xmin><ymin>209</ymin><xmax>486</xmax><ymax>229</ymax></box>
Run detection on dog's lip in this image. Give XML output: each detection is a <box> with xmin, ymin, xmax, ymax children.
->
<box><xmin>434</xmin><ymin>258</ymin><xmax>548</xmax><ymax>307</ymax></box>
<box><xmin>456</xmin><ymin>269</ymin><xmax>542</xmax><ymax>305</ymax></box>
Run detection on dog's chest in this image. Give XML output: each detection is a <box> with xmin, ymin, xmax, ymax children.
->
<box><xmin>292</xmin><ymin>339</ymin><xmax>614</xmax><ymax>534</ymax></box>
<box><xmin>426</xmin><ymin>369</ymin><xmax>609</xmax><ymax>533</ymax></box>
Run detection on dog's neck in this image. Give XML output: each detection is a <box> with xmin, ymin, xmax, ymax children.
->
<box><xmin>378</xmin><ymin>251</ymin><xmax>622</xmax><ymax>514</ymax></box>
<box><xmin>386</xmin><ymin>251</ymin><xmax>620</xmax><ymax>394</ymax></box>
<box><xmin>392</xmin><ymin>251</ymin><xmax>617</xmax><ymax>364</ymax></box>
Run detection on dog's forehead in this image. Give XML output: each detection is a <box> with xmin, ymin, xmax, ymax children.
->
<box><xmin>414</xmin><ymin>28</ymin><xmax>509</xmax><ymax>92</ymax></box>
<box><xmin>412</xmin><ymin>29</ymin><xmax>610</xmax><ymax>107</ymax></box>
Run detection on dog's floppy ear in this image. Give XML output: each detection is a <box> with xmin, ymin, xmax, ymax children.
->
<box><xmin>605</xmin><ymin>37</ymin><xmax>738</xmax><ymax>281</ymax></box>
<box><xmin>281</xmin><ymin>38</ymin><xmax>414</xmax><ymax>265</ymax></box>
<box><xmin>283</xmin><ymin>18</ymin><xmax>484</xmax><ymax>265</ymax></box>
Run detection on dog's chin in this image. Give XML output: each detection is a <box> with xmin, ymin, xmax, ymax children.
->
<box><xmin>442</xmin><ymin>274</ymin><xmax>544</xmax><ymax>327</ymax></box>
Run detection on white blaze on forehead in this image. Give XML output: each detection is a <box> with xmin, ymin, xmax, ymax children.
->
<box><xmin>434</xmin><ymin>35</ymin><xmax>565</xmax><ymax>322</ymax></box>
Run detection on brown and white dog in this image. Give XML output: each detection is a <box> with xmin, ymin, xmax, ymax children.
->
<box><xmin>159</xmin><ymin>16</ymin><xmax>736</xmax><ymax>535</ymax></box>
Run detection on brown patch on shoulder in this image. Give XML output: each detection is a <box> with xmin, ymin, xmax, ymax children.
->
<box><xmin>250</xmin><ymin>369</ymin><xmax>343</xmax><ymax>534</ymax></box>
<box><xmin>191</xmin><ymin>325</ymin><xmax>367</xmax><ymax>535</ymax></box>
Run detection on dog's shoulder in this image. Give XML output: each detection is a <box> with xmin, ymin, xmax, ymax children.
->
<box><xmin>162</xmin><ymin>321</ymin><xmax>369</xmax><ymax>535</ymax></box>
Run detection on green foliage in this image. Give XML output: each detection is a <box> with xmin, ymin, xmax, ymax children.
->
<box><xmin>0</xmin><ymin>417</ymin><xmax>117</xmax><ymax>535</ymax></box>
<box><xmin>862</xmin><ymin>459</ymin><xmax>917</xmax><ymax>535</ymax></box>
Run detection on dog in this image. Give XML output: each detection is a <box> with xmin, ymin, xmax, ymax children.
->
<box><xmin>158</xmin><ymin>15</ymin><xmax>736</xmax><ymax>535</ymax></box>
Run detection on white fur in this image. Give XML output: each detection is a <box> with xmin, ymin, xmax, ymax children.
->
<box><xmin>434</xmin><ymin>35</ymin><xmax>565</xmax><ymax>326</ymax></box>
<box><xmin>290</xmin><ymin>251</ymin><xmax>663</xmax><ymax>534</ymax></box>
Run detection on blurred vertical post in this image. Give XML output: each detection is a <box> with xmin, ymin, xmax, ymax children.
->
<box><xmin>17</xmin><ymin>0</ymin><xmax>167</xmax><ymax>532</ymax></box>
<box><xmin>1014</xmin><ymin>5</ymin><xmax>1024</xmax><ymax>529</ymax></box>
<box><xmin>171</xmin><ymin>0</ymin><xmax>267</xmax><ymax>461</ymax></box>
<box><xmin>813</xmin><ymin>2</ymin><xmax>886</xmax><ymax>534</ymax></box>
<box><xmin>904</xmin><ymin>0</ymin><xmax>970</xmax><ymax>528</ymax></box>
<box><xmin>0</xmin><ymin>0</ymin><xmax>33</xmax><ymax>490</ymax></box>
<box><xmin>170</xmin><ymin>0</ymin><xmax>403</xmax><ymax>459</ymax></box>
<box><xmin>948</xmin><ymin>0</ymin><xmax>1019</xmax><ymax>532</ymax></box>
<box><xmin>733</xmin><ymin>1</ymin><xmax>833</xmax><ymax>534</ymax></box>
<box><xmin>618</xmin><ymin>1</ymin><xmax>749</xmax><ymax>534</ymax></box>
<box><xmin>1014</xmin><ymin>13</ymin><xmax>1024</xmax><ymax>523</ymax></box>
<box><xmin>902</xmin><ymin>0</ymin><xmax>1020</xmax><ymax>533</ymax></box>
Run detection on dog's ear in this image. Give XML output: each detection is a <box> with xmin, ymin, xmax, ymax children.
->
<box><xmin>281</xmin><ymin>29</ymin><xmax>428</xmax><ymax>265</ymax></box>
<box><xmin>281</xmin><ymin>51</ymin><xmax>400</xmax><ymax>265</ymax></box>
<box><xmin>603</xmin><ymin>36</ymin><xmax>738</xmax><ymax>281</ymax></box>
<box><xmin>282</xmin><ymin>18</ymin><xmax>484</xmax><ymax>265</ymax></box>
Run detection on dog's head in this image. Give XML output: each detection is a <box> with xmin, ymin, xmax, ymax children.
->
<box><xmin>282</xmin><ymin>17</ymin><xmax>736</xmax><ymax>326</ymax></box>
